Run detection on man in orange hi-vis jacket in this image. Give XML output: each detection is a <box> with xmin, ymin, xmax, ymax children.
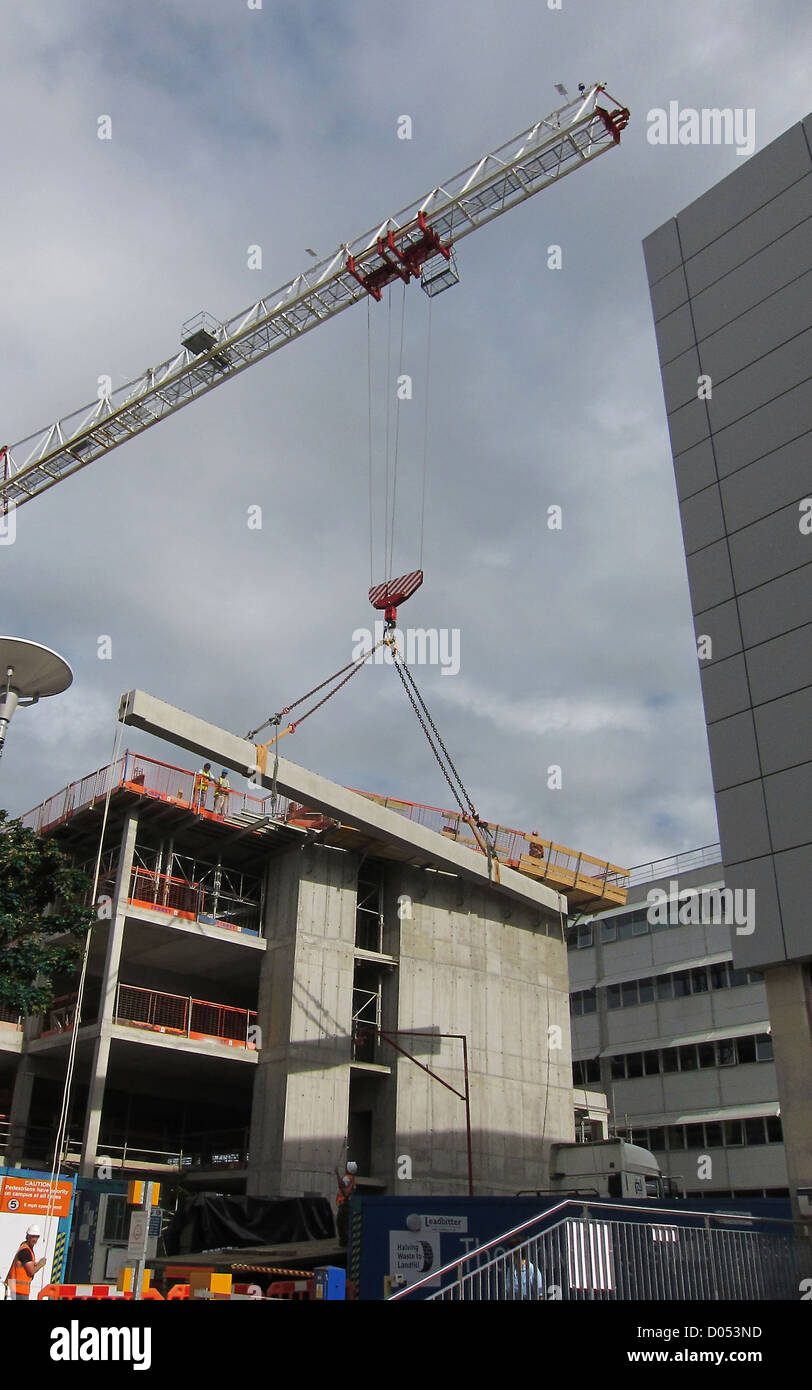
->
<box><xmin>5</xmin><ymin>1225</ymin><xmax>47</xmax><ymax>1300</ymax></box>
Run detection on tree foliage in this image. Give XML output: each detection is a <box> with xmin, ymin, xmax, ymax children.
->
<box><xmin>0</xmin><ymin>811</ymin><xmax>95</xmax><ymax>1015</ymax></box>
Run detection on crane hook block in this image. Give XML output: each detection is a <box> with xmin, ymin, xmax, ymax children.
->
<box><xmin>369</xmin><ymin>569</ymin><xmax>424</xmax><ymax>627</ymax></box>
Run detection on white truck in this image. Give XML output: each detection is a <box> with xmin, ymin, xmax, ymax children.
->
<box><xmin>520</xmin><ymin>1140</ymin><xmax>682</xmax><ymax>1200</ymax></box>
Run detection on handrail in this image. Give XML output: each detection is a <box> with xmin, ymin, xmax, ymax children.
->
<box><xmin>387</xmin><ymin>1197</ymin><xmax>805</xmax><ymax>1299</ymax></box>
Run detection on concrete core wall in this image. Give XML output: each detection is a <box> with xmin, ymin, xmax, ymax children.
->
<box><xmin>390</xmin><ymin>867</ymin><xmax>572</xmax><ymax>1196</ymax></box>
<box><xmin>247</xmin><ymin>844</ymin><xmax>358</xmax><ymax>1198</ymax></box>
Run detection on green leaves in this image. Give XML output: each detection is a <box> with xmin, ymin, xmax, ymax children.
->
<box><xmin>0</xmin><ymin>811</ymin><xmax>95</xmax><ymax>1016</ymax></box>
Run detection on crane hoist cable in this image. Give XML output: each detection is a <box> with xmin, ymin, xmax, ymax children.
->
<box><xmin>385</xmin><ymin>631</ymin><xmax>500</xmax><ymax>879</ymax></box>
<box><xmin>249</xmin><ymin>638</ymin><xmax>386</xmax><ymax>777</ymax></box>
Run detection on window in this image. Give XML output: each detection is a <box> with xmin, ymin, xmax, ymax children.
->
<box><xmin>747</xmin><ymin>969</ymin><xmax>764</xmax><ymax>983</ymax></box>
<box><xmin>607</xmin><ymin>984</ymin><xmax>622</xmax><ymax>1011</ymax></box>
<box><xmin>617</xmin><ymin>919</ymin><xmax>635</xmax><ymax>942</ymax></box>
<box><xmin>600</xmin><ymin>921</ymin><xmax>617</xmax><ymax>943</ymax></box>
<box><xmin>621</xmin><ymin>980</ymin><xmax>638</xmax><ymax>1009</ymax></box>
<box><xmin>736</xmin><ymin>1037</ymin><xmax>757</xmax><ymax>1065</ymax></box>
<box><xmin>724</xmin><ymin>1120</ymin><xmax>744</xmax><ymax>1146</ymax></box>
<box><xmin>102</xmin><ymin>1195</ymin><xmax>129</xmax><ymax>1243</ymax></box>
<box><xmin>766</xmin><ymin>1116</ymin><xmax>783</xmax><ymax>1144</ymax></box>
<box><xmin>610</xmin><ymin>1056</ymin><xmax>626</xmax><ymax>1080</ymax></box>
<box><xmin>667</xmin><ymin>1126</ymin><xmax>686</xmax><ymax>1151</ymax></box>
<box><xmin>685</xmin><ymin>1124</ymin><xmax>705</xmax><ymax>1148</ymax></box>
<box><xmin>626</xmin><ymin>1052</ymin><xmax>644</xmax><ymax>1078</ymax></box>
<box><xmin>697</xmin><ymin>1042</ymin><xmax>716</xmax><ymax>1069</ymax></box>
<box><xmin>643</xmin><ymin>1050</ymin><xmax>661</xmax><ymax>1076</ymax></box>
<box><xmin>577</xmin><ymin>924</ymin><xmax>593</xmax><ymax>949</ymax></box>
<box><xmin>678</xmin><ymin>1045</ymin><xmax>698</xmax><ymax>1072</ymax></box>
<box><xmin>710</xmin><ymin>961</ymin><xmax>730</xmax><ymax>990</ymax></box>
<box><xmin>632</xmin><ymin>917</ymin><xmax>648</xmax><ymax>936</ymax></box>
<box><xmin>661</xmin><ymin>1047</ymin><xmax>679</xmax><ymax>1073</ymax></box>
<box><xmin>637</xmin><ymin>977</ymin><xmax>655</xmax><ymax>1004</ymax></box>
<box><xmin>755</xmin><ymin>1033</ymin><xmax>773</xmax><ymax>1062</ymax></box>
<box><xmin>717</xmin><ymin>1039</ymin><xmax>736</xmax><ymax>1067</ymax></box>
<box><xmin>672</xmin><ymin>971</ymin><xmax>691</xmax><ymax>998</ymax></box>
<box><xmin>705</xmin><ymin>1122</ymin><xmax>723</xmax><ymax>1148</ymax></box>
<box><xmin>691</xmin><ymin>968</ymin><xmax>709</xmax><ymax>994</ymax></box>
<box><xmin>570</xmin><ymin>995</ymin><xmax>581</xmax><ymax>1017</ymax></box>
<box><xmin>744</xmin><ymin>1118</ymin><xmax>767</xmax><ymax>1146</ymax></box>
<box><xmin>729</xmin><ymin>966</ymin><xmax>749</xmax><ymax>988</ymax></box>
<box><xmin>657</xmin><ymin>975</ymin><xmax>674</xmax><ymax>1002</ymax></box>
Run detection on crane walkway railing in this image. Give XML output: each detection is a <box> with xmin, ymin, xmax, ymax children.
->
<box><xmin>387</xmin><ymin>1199</ymin><xmax>812</xmax><ymax>1301</ymax></box>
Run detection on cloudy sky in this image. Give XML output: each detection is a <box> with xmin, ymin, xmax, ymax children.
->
<box><xmin>2</xmin><ymin>0</ymin><xmax>810</xmax><ymax>872</ymax></box>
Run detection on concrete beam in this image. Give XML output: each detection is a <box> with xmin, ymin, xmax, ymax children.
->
<box><xmin>119</xmin><ymin>689</ymin><xmax>565</xmax><ymax>918</ymax></box>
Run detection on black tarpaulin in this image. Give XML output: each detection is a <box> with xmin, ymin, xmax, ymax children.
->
<box><xmin>162</xmin><ymin>1193</ymin><xmax>335</xmax><ymax>1255</ymax></box>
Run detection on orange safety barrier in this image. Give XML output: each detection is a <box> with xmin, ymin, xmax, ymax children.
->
<box><xmin>166</xmin><ymin>1284</ymin><xmax>191</xmax><ymax>1299</ymax></box>
<box><xmin>39</xmin><ymin>1284</ymin><xmax>131</xmax><ymax>1300</ymax></box>
<box><xmin>266</xmin><ymin>1279</ymin><xmax>313</xmax><ymax>1300</ymax></box>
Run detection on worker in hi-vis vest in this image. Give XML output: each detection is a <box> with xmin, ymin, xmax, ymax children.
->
<box><xmin>213</xmin><ymin>769</ymin><xmax>230</xmax><ymax>817</ymax></box>
<box><xmin>5</xmin><ymin>1225</ymin><xmax>46</xmax><ymax>1300</ymax></box>
<box><xmin>192</xmin><ymin>762</ymin><xmax>213</xmax><ymax>812</ymax></box>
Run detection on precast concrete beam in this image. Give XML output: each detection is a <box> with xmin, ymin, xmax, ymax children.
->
<box><xmin>118</xmin><ymin>689</ymin><xmax>566</xmax><ymax>919</ymax></box>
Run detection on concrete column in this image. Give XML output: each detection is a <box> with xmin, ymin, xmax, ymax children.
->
<box><xmin>80</xmin><ymin>811</ymin><xmax>138</xmax><ymax>1178</ymax></box>
<box><xmin>5</xmin><ymin>1057</ymin><xmax>37</xmax><ymax>1165</ymax></box>
<box><xmin>764</xmin><ymin>964</ymin><xmax>812</xmax><ymax>1229</ymax></box>
<box><xmin>247</xmin><ymin>843</ymin><xmax>358</xmax><ymax>1199</ymax></box>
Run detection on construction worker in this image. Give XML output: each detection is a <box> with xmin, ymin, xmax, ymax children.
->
<box><xmin>192</xmin><ymin>762</ymin><xmax>213</xmax><ymax>813</ymax></box>
<box><xmin>334</xmin><ymin>1161</ymin><xmax>358</xmax><ymax>1247</ymax></box>
<box><xmin>213</xmin><ymin>769</ymin><xmax>230</xmax><ymax>817</ymax></box>
<box><xmin>5</xmin><ymin>1225</ymin><xmax>46</xmax><ymax>1299</ymax></box>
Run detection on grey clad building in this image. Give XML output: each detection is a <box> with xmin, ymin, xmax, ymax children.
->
<box><xmin>643</xmin><ymin>113</ymin><xmax>812</xmax><ymax>1218</ymax></box>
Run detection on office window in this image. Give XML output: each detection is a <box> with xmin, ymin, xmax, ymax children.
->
<box><xmin>724</xmin><ymin>1120</ymin><xmax>744</xmax><ymax>1146</ymax></box>
<box><xmin>600</xmin><ymin>921</ymin><xmax>617</xmax><ymax>943</ymax></box>
<box><xmin>717</xmin><ymin>1039</ymin><xmax>736</xmax><ymax>1067</ymax></box>
<box><xmin>626</xmin><ymin>1052</ymin><xmax>644</xmax><ymax>1079</ymax></box>
<box><xmin>685</xmin><ymin>1124</ymin><xmax>705</xmax><ymax>1148</ymax></box>
<box><xmin>621</xmin><ymin>980</ymin><xmax>638</xmax><ymax>1009</ymax></box>
<box><xmin>737</xmin><ymin>1037</ymin><xmax>757</xmax><ymax>1065</ymax></box>
<box><xmin>667</xmin><ymin>1126</ymin><xmax>686</xmax><ymax>1151</ymax></box>
<box><xmin>705</xmin><ymin>1123</ymin><xmax>723</xmax><ymax>1148</ymax></box>
<box><xmin>729</xmin><ymin>966</ymin><xmax>749</xmax><ymax>987</ymax></box>
<box><xmin>710</xmin><ymin>962</ymin><xmax>730</xmax><ymax>990</ymax></box>
<box><xmin>755</xmin><ymin>1034</ymin><xmax>773</xmax><ymax>1062</ymax></box>
<box><xmin>577</xmin><ymin>924</ymin><xmax>593</xmax><ymax>949</ymax></box>
<box><xmin>672</xmin><ymin>971</ymin><xmax>691</xmax><ymax>998</ymax></box>
<box><xmin>661</xmin><ymin>1047</ymin><xmax>679</xmax><ymax>1073</ymax></box>
<box><xmin>678</xmin><ymin>1045</ymin><xmax>698</xmax><ymax>1072</ymax></box>
<box><xmin>607</xmin><ymin>984</ymin><xmax>622</xmax><ymax>1011</ymax></box>
<box><xmin>648</xmin><ymin>1128</ymin><xmax>666</xmax><ymax>1150</ymax></box>
<box><xmin>638</xmin><ymin>977</ymin><xmax>655</xmax><ymax>1004</ymax></box>
<box><xmin>610</xmin><ymin>1056</ymin><xmax>626</xmax><ymax>1080</ymax></box>
<box><xmin>697</xmin><ymin>1042</ymin><xmax>716</xmax><ymax>1069</ymax></box>
<box><xmin>584</xmin><ymin>1058</ymin><xmax>601</xmax><ymax>1085</ymax></box>
<box><xmin>643</xmin><ymin>1050</ymin><xmax>660</xmax><ymax>1076</ymax></box>
<box><xmin>632</xmin><ymin>917</ymin><xmax>648</xmax><ymax>936</ymax></box>
<box><xmin>766</xmin><ymin>1117</ymin><xmax>783</xmax><ymax>1144</ymax></box>
<box><xmin>745</xmin><ymin>1118</ymin><xmax>767</xmax><ymax>1146</ymax></box>
<box><xmin>691</xmin><ymin>968</ymin><xmax>709</xmax><ymax>994</ymax></box>
<box><xmin>571</xmin><ymin>995</ymin><xmax>582</xmax><ymax>1017</ymax></box>
<box><xmin>617</xmin><ymin>919</ymin><xmax>634</xmax><ymax>941</ymax></box>
<box><xmin>657</xmin><ymin>975</ymin><xmax>674</xmax><ymax>1001</ymax></box>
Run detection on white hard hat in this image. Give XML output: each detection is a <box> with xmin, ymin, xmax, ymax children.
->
<box><xmin>346</xmin><ymin>1161</ymin><xmax>358</xmax><ymax>1175</ymax></box>
<box><xmin>26</xmin><ymin>1224</ymin><xmax>42</xmax><ymax>1237</ymax></box>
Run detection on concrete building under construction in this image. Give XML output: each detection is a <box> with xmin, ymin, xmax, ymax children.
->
<box><xmin>1</xmin><ymin>692</ymin><xmax>629</xmax><ymax>1205</ymax></box>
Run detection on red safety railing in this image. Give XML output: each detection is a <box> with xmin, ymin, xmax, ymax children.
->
<box><xmin>20</xmin><ymin>752</ymin><xmax>288</xmax><ymax>835</ymax></box>
<box><xmin>20</xmin><ymin>753</ymin><xmax>628</xmax><ymax>903</ymax></box>
<box><xmin>114</xmin><ymin>983</ymin><xmax>257</xmax><ymax>1050</ymax></box>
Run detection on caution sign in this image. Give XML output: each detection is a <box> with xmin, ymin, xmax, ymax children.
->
<box><xmin>0</xmin><ymin>1177</ymin><xmax>73</xmax><ymax>1218</ymax></box>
